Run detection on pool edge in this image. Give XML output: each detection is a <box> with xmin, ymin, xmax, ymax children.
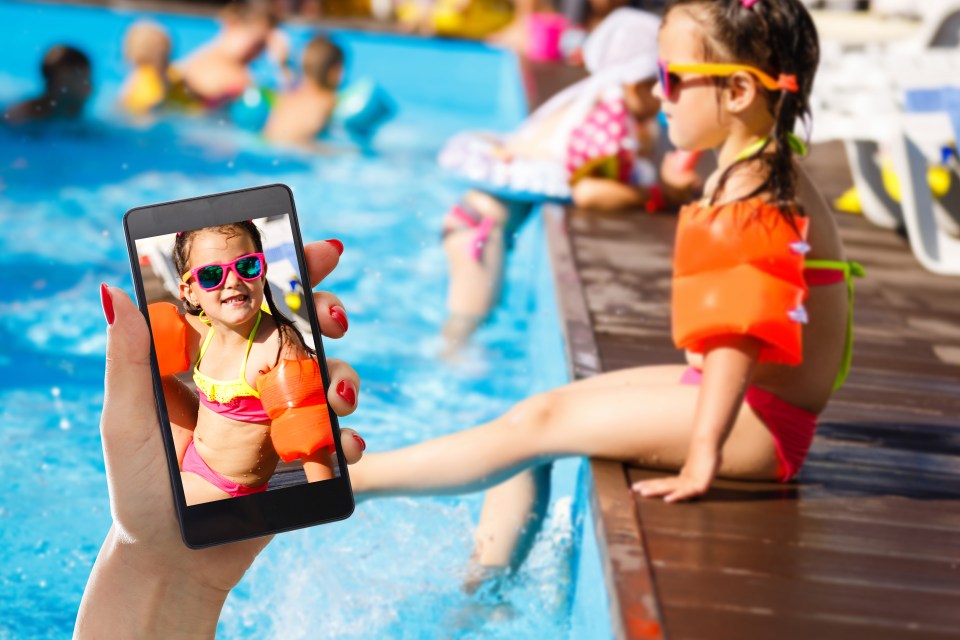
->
<box><xmin>541</xmin><ymin>205</ymin><xmax>665</xmax><ymax>640</ymax></box>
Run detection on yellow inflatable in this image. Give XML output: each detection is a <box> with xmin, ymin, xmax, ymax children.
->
<box><xmin>398</xmin><ymin>0</ymin><xmax>514</xmax><ymax>39</ymax></box>
<box><xmin>833</xmin><ymin>158</ymin><xmax>953</xmax><ymax>215</ymax></box>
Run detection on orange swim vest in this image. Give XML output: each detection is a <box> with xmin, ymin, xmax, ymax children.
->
<box><xmin>672</xmin><ymin>197</ymin><xmax>810</xmax><ymax>365</ymax></box>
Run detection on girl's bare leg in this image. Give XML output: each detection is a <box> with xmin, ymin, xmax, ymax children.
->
<box><xmin>469</xmin><ymin>466</ymin><xmax>550</xmax><ymax>573</ymax></box>
<box><xmin>467</xmin><ymin>365</ymin><xmax>691</xmax><ymax>573</ymax></box>
<box><xmin>350</xmin><ymin>368</ymin><xmax>781</xmax><ymax>496</ymax></box>
<box><xmin>442</xmin><ymin>190</ymin><xmax>509</xmax><ymax>347</ymax></box>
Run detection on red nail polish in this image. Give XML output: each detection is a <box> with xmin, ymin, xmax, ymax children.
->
<box><xmin>329</xmin><ymin>305</ymin><xmax>349</xmax><ymax>333</ymax></box>
<box><xmin>100</xmin><ymin>283</ymin><xmax>115</xmax><ymax>326</ymax></box>
<box><xmin>353</xmin><ymin>434</ymin><xmax>366</xmax><ymax>452</ymax></box>
<box><xmin>337</xmin><ymin>380</ymin><xmax>356</xmax><ymax>406</ymax></box>
<box><xmin>325</xmin><ymin>238</ymin><xmax>344</xmax><ymax>256</ymax></box>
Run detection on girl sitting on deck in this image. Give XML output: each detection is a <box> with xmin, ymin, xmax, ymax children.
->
<box><xmin>351</xmin><ymin>0</ymin><xmax>863</xmax><ymax>574</ymax></box>
<box><xmin>147</xmin><ymin>223</ymin><xmax>357</xmax><ymax>505</ymax></box>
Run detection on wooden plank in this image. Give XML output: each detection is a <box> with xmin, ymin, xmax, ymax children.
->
<box><xmin>590</xmin><ymin>461</ymin><xmax>665</xmax><ymax>640</ymax></box>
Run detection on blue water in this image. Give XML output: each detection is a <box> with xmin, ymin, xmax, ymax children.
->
<box><xmin>0</xmin><ymin>2</ymin><xmax>609</xmax><ymax>638</ymax></box>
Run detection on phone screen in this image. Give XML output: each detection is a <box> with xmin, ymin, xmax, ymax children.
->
<box><xmin>125</xmin><ymin>185</ymin><xmax>353</xmax><ymax>547</ymax></box>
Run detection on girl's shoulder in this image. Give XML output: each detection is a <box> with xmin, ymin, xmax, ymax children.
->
<box><xmin>702</xmin><ymin>159</ymin><xmax>770</xmax><ymax>207</ymax></box>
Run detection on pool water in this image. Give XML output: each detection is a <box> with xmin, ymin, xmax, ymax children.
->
<box><xmin>0</xmin><ymin>2</ymin><xmax>609</xmax><ymax>638</ymax></box>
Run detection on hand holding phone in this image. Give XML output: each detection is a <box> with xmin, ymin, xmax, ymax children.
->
<box><xmin>76</xmin><ymin>235</ymin><xmax>364</xmax><ymax>638</ymax></box>
<box><xmin>122</xmin><ymin>185</ymin><xmax>357</xmax><ymax>548</ymax></box>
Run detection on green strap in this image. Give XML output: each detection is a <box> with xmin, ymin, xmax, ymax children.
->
<box><xmin>195</xmin><ymin>309</ymin><xmax>263</xmax><ymax>379</ymax></box>
<box><xmin>736</xmin><ymin>132</ymin><xmax>808</xmax><ymax>161</ymax></box>
<box><xmin>238</xmin><ymin>309</ymin><xmax>263</xmax><ymax>380</ymax></box>
<box><xmin>804</xmin><ymin>259</ymin><xmax>866</xmax><ymax>391</ymax></box>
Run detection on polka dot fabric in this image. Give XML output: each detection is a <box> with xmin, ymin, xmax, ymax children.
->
<box><xmin>566</xmin><ymin>91</ymin><xmax>637</xmax><ymax>185</ymax></box>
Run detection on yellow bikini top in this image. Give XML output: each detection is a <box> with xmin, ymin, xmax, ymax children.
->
<box><xmin>193</xmin><ymin>310</ymin><xmax>263</xmax><ymax>404</ymax></box>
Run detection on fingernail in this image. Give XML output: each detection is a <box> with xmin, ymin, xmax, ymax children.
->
<box><xmin>100</xmin><ymin>283</ymin><xmax>115</xmax><ymax>326</ymax></box>
<box><xmin>353</xmin><ymin>434</ymin><xmax>366</xmax><ymax>452</ymax></box>
<box><xmin>329</xmin><ymin>305</ymin><xmax>349</xmax><ymax>333</ymax></box>
<box><xmin>337</xmin><ymin>380</ymin><xmax>356</xmax><ymax>406</ymax></box>
<box><xmin>325</xmin><ymin>238</ymin><xmax>344</xmax><ymax>256</ymax></box>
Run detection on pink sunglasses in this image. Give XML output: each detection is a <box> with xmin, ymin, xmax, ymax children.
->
<box><xmin>182</xmin><ymin>253</ymin><xmax>266</xmax><ymax>291</ymax></box>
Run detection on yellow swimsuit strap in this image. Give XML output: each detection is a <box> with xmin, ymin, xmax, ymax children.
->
<box><xmin>194</xmin><ymin>310</ymin><xmax>263</xmax><ymax>402</ymax></box>
<box><xmin>804</xmin><ymin>259</ymin><xmax>866</xmax><ymax>391</ymax></box>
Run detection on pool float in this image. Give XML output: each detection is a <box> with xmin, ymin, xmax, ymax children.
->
<box><xmin>331</xmin><ymin>78</ymin><xmax>394</xmax><ymax>138</ymax></box>
<box><xmin>672</xmin><ymin>198</ymin><xmax>810</xmax><ymax>365</ymax></box>
<box><xmin>439</xmin><ymin>87</ymin><xmax>655</xmax><ymax>203</ymax></box>
<box><xmin>397</xmin><ymin>0</ymin><xmax>513</xmax><ymax>39</ymax></box>
<box><xmin>258</xmin><ymin>358</ymin><xmax>335</xmax><ymax>460</ymax></box>
<box><xmin>229</xmin><ymin>86</ymin><xmax>277</xmax><ymax>131</ymax></box>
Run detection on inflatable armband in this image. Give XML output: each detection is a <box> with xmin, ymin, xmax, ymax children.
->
<box><xmin>148</xmin><ymin>302</ymin><xmax>191</xmax><ymax>376</ymax></box>
<box><xmin>257</xmin><ymin>358</ymin><xmax>335</xmax><ymax>462</ymax></box>
<box><xmin>122</xmin><ymin>66</ymin><xmax>166</xmax><ymax>114</ymax></box>
<box><xmin>332</xmin><ymin>78</ymin><xmax>394</xmax><ymax>138</ymax></box>
<box><xmin>672</xmin><ymin>198</ymin><xmax>810</xmax><ymax>365</ymax></box>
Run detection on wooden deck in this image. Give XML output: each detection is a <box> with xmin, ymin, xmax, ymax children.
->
<box><xmin>548</xmin><ymin>141</ymin><xmax>960</xmax><ymax>638</ymax></box>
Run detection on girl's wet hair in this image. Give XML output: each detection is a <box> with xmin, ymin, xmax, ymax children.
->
<box><xmin>665</xmin><ymin>0</ymin><xmax>820</xmax><ymax>212</ymax></box>
<box><xmin>173</xmin><ymin>221</ymin><xmax>314</xmax><ymax>361</ymax></box>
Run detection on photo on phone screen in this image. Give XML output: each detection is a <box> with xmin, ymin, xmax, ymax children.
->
<box><xmin>136</xmin><ymin>215</ymin><xmax>339</xmax><ymax>506</ymax></box>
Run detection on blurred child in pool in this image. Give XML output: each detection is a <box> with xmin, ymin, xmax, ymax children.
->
<box><xmin>149</xmin><ymin>222</ymin><xmax>345</xmax><ymax>505</ymax></box>
<box><xmin>3</xmin><ymin>45</ymin><xmax>92</xmax><ymax>124</ymax></box>
<box><xmin>439</xmin><ymin>8</ymin><xmax>705</xmax><ymax>348</ymax></box>
<box><xmin>119</xmin><ymin>21</ymin><xmax>195</xmax><ymax>115</ymax></box>
<box><xmin>176</xmin><ymin>2</ymin><xmax>289</xmax><ymax>108</ymax></box>
<box><xmin>263</xmin><ymin>35</ymin><xmax>344</xmax><ymax>144</ymax></box>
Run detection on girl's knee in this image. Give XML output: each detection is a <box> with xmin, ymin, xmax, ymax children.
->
<box><xmin>507</xmin><ymin>392</ymin><xmax>559</xmax><ymax>440</ymax></box>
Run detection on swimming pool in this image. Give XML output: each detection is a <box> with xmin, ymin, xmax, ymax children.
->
<box><xmin>0</xmin><ymin>2</ymin><xmax>610</xmax><ymax>637</ymax></box>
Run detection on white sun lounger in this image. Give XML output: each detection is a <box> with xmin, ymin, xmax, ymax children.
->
<box><xmin>887</xmin><ymin>92</ymin><xmax>960</xmax><ymax>276</ymax></box>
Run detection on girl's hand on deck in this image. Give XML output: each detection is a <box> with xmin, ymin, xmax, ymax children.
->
<box><xmin>632</xmin><ymin>447</ymin><xmax>720</xmax><ymax>503</ymax></box>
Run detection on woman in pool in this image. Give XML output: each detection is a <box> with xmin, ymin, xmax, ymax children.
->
<box><xmin>149</xmin><ymin>223</ymin><xmax>357</xmax><ymax>505</ymax></box>
<box><xmin>350</xmin><ymin>0</ymin><xmax>861</xmax><ymax>571</ymax></box>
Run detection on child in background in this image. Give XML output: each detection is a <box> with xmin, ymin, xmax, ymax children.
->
<box><xmin>119</xmin><ymin>21</ymin><xmax>194</xmax><ymax>114</ymax></box>
<box><xmin>262</xmin><ymin>36</ymin><xmax>343</xmax><ymax>144</ymax></box>
<box><xmin>439</xmin><ymin>8</ymin><xmax>704</xmax><ymax>348</ymax></box>
<box><xmin>350</xmin><ymin>0</ymin><xmax>861</xmax><ymax>579</ymax></box>
<box><xmin>3</xmin><ymin>45</ymin><xmax>92</xmax><ymax>124</ymax></box>
<box><xmin>148</xmin><ymin>222</ymin><xmax>339</xmax><ymax>505</ymax></box>
<box><xmin>176</xmin><ymin>2</ymin><xmax>287</xmax><ymax>108</ymax></box>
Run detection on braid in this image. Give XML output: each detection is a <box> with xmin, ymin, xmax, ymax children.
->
<box><xmin>665</xmin><ymin>0</ymin><xmax>819</xmax><ymax>213</ymax></box>
<box><xmin>173</xmin><ymin>222</ymin><xmax>314</xmax><ymax>359</ymax></box>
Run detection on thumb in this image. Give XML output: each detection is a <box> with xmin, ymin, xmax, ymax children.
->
<box><xmin>100</xmin><ymin>285</ymin><xmax>169</xmax><ymax>519</ymax></box>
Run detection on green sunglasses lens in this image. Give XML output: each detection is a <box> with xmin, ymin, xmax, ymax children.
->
<box><xmin>236</xmin><ymin>256</ymin><xmax>262</xmax><ymax>278</ymax></box>
<box><xmin>197</xmin><ymin>265</ymin><xmax>224</xmax><ymax>289</ymax></box>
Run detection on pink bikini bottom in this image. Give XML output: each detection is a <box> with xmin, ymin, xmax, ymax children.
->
<box><xmin>679</xmin><ymin>367</ymin><xmax>818</xmax><ymax>482</ymax></box>
<box><xmin>182</xmin><ymin>439</ymin><xmax>269</xmax><ymax>498</ymax></box>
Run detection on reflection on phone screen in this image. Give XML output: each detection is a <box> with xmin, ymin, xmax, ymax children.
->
<box><xmin>135</xmin><ymin>215</ymin><xmax>339</xmax><ymax>507</ymax></box>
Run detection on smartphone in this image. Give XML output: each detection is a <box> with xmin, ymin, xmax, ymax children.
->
<box><xmin>123</xmin><ymin>184</ymin><xmax>354</xmax><ymax>548</ymax></box>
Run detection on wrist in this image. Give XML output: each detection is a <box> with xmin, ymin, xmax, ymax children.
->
<box><xmin>75</xmin><ymin>527</ymin><xmax>228</xmax><ymax>640</ymax></box>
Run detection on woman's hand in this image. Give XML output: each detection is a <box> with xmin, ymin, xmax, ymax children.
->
<box><xmin>75</xmin><ymin>239</ymin><xmax>363</xmax><ymax>639</ymax></box>
<box><xmin>632</xmin><ymin>445</ymin><xmax>721</xmax><ymax>503</ymax></box>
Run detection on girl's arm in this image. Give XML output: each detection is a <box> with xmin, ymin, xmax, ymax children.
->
<box><xmin>635</xmin><ymin>335</ymin><xmax>761</xmax><ymax>502</ymax></box>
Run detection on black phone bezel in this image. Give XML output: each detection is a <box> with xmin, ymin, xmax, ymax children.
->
<box><xmin>123</xmin><ymin>183</ymin><xmax>354</xmax><ymax>549</ymax></box>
